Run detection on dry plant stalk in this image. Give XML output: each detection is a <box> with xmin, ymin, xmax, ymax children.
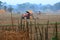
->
<box><xmin>11</xmin><ymin>12</ymin><xmax>13</xmax><ymax>30</ymax></box>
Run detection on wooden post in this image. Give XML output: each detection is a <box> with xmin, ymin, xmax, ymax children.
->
<box><xmin>18</xmin><ymin>18</ymin><xmax>19</xmax><ymax>31</ymax></box>
<box><xmin>11</xmin><ymin>12</ymin><xmax>13</xmax><ymax>27</ymax></box>
<box><xmin>20</xmin><ymin>17</ymin><xmax>22</xmax><ymax>31</ymax></box>
<box><xmin>38</xmin><ymin>25</ymin><xmax>43</xmax><ymax>40</ymax></box>
<box><xmin>11</xmin><ymin>12</ymin><xmax>14</xmax><ymax>31</ymax></box>
<box><xmin>55</xmin><ymin>22</ymin><xmax>58</xmax><ymax>40</ymax></box>
<box><xmin>52</xmin><ymin>22</ymin><xmax>58</xmax><ymax>40</ymax></box>
<box><xmin>34</xmin><ymin>19</ymin><xmax>38</xmax><ymax>40</ymax></box>
<box><xmin>25</xmin><ymin>17</ymin><xmax>27</xmax><ymax>31</ymax></box>
<box><xmin>45</xmin><ymin>20</ymin><xmax>49</xmax><ymax>40</ymax></box>
<box><xmin>26</xmin><ymin>21</ymin><xmax>29</xmax><ymax>40</ymax></box>
<box><xmin>30</xmin><ymin>19</ymin><xmax>32</xmax><ymax>40</ymax></box>
<box><xmin>42</xmin><ymin>25</ymin><xmax>44</xmax><ymax>40</ymax></box>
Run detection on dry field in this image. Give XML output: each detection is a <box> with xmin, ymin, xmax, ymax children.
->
<box><xmin>0</xmin><ymin>13</ymin><xmax>60</xmax><ymax>40</ymax></box>
<box><xmin>0</xmin><ymin>13</ymin><xmax>60</xmax><ymax>24</ymax></box>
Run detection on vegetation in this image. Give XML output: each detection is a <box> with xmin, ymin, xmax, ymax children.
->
<box><xmin>0</xmin><ymin>17</ymin><xmax>60</xmax><ymax>40</ymax></box>
<box><xmin>0</xmin><ymin>1</ymin><xmax>60</xmax><ymax>13</ymax></box>
<box><xmin>0</xmin><ymin>1</ymin><xmax>60</xmax><ymax>40</ymax></box>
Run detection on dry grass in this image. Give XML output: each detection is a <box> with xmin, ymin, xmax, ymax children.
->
<box><xmin>0</xmin><ymin>30</ymin><xmax>29</xmax><ymax>40</ymax></box>
<box><xmin>0</xmin><ymin>13</ymin><xmax>60</xmax><ymax>25</ymax></box>
<box><xmin>0</xmin><ymin>13</ymin><xmax>60</xmax><ymax>40</ymax></box>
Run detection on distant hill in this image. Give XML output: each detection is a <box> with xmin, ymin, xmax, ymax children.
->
<box><xmin>15</xmin><ymin>2</ymin><xmax>60</xmax><ymax>13</ymax></box>
<box><xmin>0</xmin><ymin>1</ymin><xmax>60</xmax><ymax>13</ymax></box>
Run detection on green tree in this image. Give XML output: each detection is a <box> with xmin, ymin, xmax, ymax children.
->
<box><xmin>0</xmin><ymin>1</ymin><xmax>3</xmax><ymax>9</ymax></box>
<box><xmin>4</xmin><ymin>6</ymin><xmax>7</xmax><ymax>12</ymax></box>
<box><xmin>8</xmin><ymin>6</ymin><xmax>13</xmax><ymax>12</ymax></box>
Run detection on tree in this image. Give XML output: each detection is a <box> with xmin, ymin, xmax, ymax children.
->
<box><xmin>4</xmin><ymin>6</ymin><xmax>7</xmax><ymax>12</ymax></box>
<box><xmin>3</xmin><ymin>2</ymin><xmax>7</xmax><ymax>12</ymax></box>
<box><xmin>8</xmin><ymin>5</ymin><xmax>13</xmax><ymax>27</ymax></box>
<box><xmin>54</xmin><ymin>2</ymin><xmax>60</xmax><ymax>10</ymax></box>
<box><xmin>8</xmin><ymin>5</ymin><xmax>13</xmax><ymax>12</ymax></box>
<box><xmin>0</xmin><ymin>1</ymin><xmax>3</xmax><ymax>9</ymax></box>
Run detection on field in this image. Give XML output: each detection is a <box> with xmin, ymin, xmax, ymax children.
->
<box><xmin>0</xmin><ymin>13</ymin><xmax>60</xmax><ymax>40</ymax></box>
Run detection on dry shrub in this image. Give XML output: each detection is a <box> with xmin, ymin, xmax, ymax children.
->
<box><xmin>0</xmin><ymin>10</ymin><xmax>6</xmax><ymax>14</ymax></box>
<box><xmin>0</xmin><ymin>30</ymin><xmax>29</xmax><ymax>40</ymax></box>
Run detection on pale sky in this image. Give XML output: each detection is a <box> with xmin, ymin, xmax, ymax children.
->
<box><xmin>0</xmin><ymin>0</ymin><xmax>60</xmax><ymax>5</ymax></box>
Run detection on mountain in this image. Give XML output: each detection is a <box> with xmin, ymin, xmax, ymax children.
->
<box><xmin>0</xmin><ymin>1</ymin><xmax>60</xmax><ymax>13</ymax></box>
<box><xmin>12</xmin><ymin>2</ymin><xmax>60</xmax><ymax>13</ymax></box>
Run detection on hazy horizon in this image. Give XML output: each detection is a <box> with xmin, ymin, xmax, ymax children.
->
<box><xmin>0</xmin><ymin>0</ymin><xmax>60</xmax><ymax>5</ymax></box>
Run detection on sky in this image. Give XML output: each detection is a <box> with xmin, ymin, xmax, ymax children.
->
<box><xmin>0</xmin><ymin>0</ymin><xmax>60</xmax><ymax>5</ymax></box>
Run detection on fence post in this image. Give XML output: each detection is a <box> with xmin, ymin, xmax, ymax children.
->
<box><xmin>34</xmin><ymin>19</ymin><xmax>38</xmax><ymax>40</ymax></box>
<box><xmin>38</xmin><ymin>24</ymin><xmax>43</xmax><ymax>40</ymax></box>
<box><xmin>37</xmin><ymin>21</ymin><xmax>40</xmax><ymax>40</ymax></box>
<box><xmin>55</xmin><ymin>22</ymin><xmax>58</xmax><ymax>40</ymax></box>
<box><xmin>52</xmin><ymin>22</ymin><xmax>58</xmax><ymax>40</ymax></box>
<box><xmin>24</xmin><ymin>17</ymin><xmax>27</xmax><ymax>31</ymax></box>
<box><xmin>42</xmin><ymin>25</ymin><xmax>44</xmax><ymax>40</ymax></box>
<box><xmin>20</xmin><ymin>17</ymin><xmax>22</xmax><ymax>31</ymax></box>
<box><xmin>30</xmin><ymin>19</ymin><xmax>32</xmax><ymax>40</ymax></box>
<box><xmin>45</xmin><ymin>20</ymin><xmax>49</xmax><ymax>40</ymax></box>
<box><xmin>26</xmin><ymin>20</ymin><xmax>29</xmax><ymax>40</ymax></box>
<box><xmin>11</xmin><ymin>12</ymin><xmax>13</xmax><ymax>28</ymax></box>
<box><xmin>17</xmin><ymin>18</ymin><xmax>19</xmax><ymax>31</ymax></box>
